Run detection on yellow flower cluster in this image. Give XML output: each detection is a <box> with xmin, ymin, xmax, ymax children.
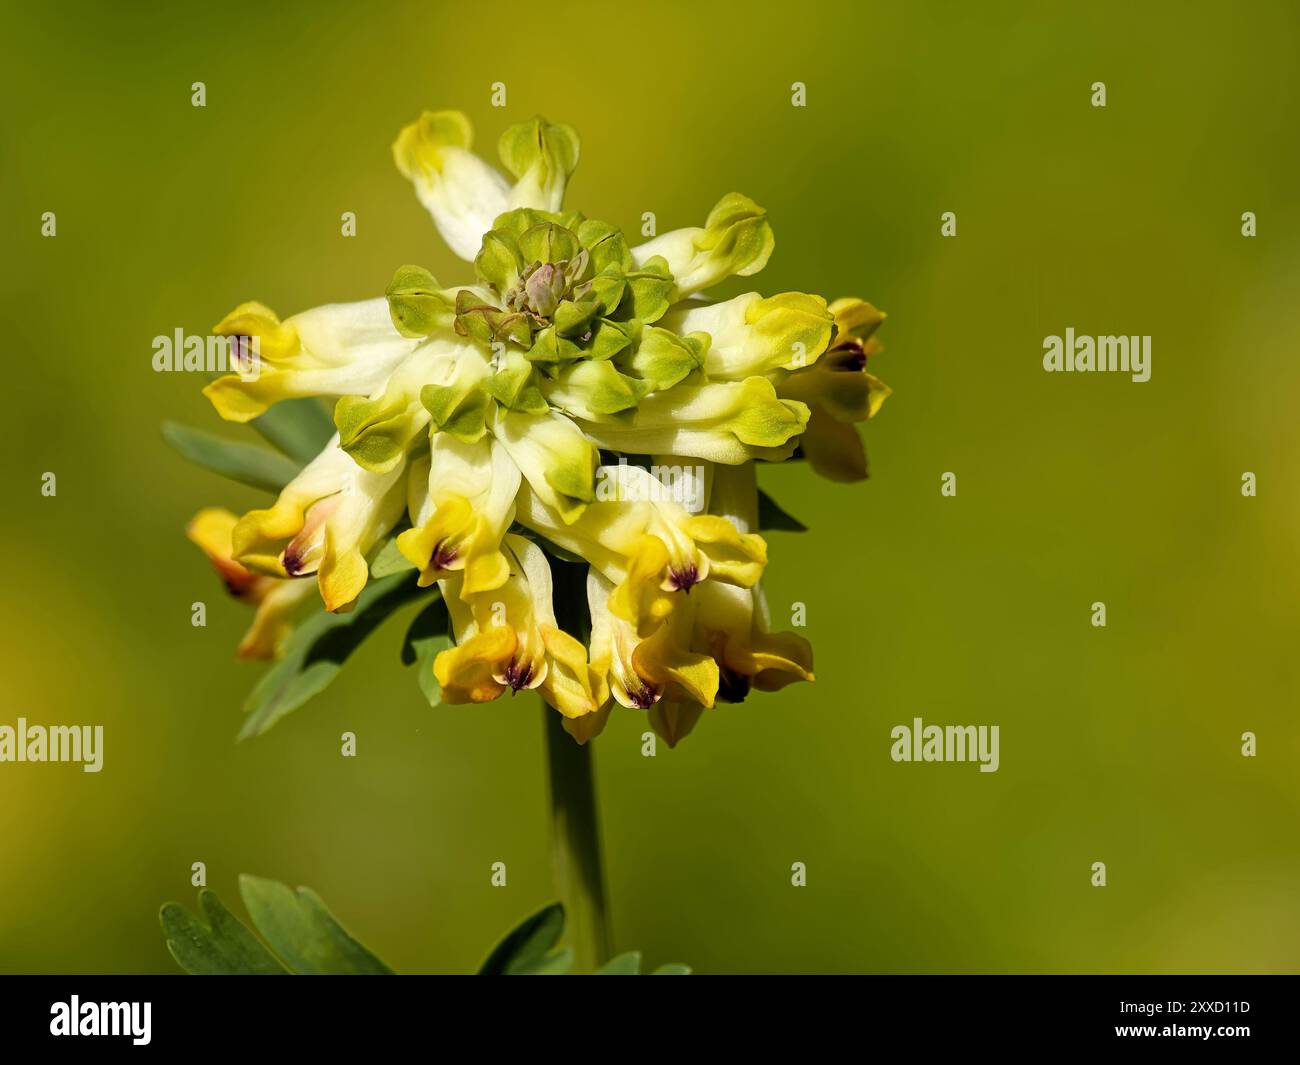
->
<box><xmin>186</xmin><ymin>110</ymin><xmax>889</xmax><ymax>745</ymax></box>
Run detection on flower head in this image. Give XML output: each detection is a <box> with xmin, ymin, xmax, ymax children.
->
<box><xmin>193</xmin><ymin>109</ymin><xmax>890</xmax><ymax>742</ymax></box>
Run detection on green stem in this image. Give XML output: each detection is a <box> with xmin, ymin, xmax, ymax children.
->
<box><xmin>542</xmin><ymin>703</ymin><xmax>611</xmax><ymax>971</ymax></box>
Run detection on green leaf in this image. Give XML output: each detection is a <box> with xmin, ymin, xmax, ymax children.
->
<box><xmin>159</xmin><ymin>890</ymin><xmax>288</xmax><ymax>975</ymax></box>
<box><xmin>400</xmin><ymin>596</ymin><xmax>450</xmax><ymax>706</ymax></box>
<box><xmin>162</xmin><ymin>421</ymin><xmax>301</xmax><ymax>493</ymax></box>
<box><xmin>238</xmin><ymin>875</ymin><xmax>394</xmax><ymax>975</ymax></box>
<box><xmin>161</xmin><ymin>881</ymin><xmax>693</xmax><ymax>976</ymax></box>
<box><xmin>595</xmin><ymin>951</ymin><xmax>642</xmax><ymax>975</ymax></box>
<box><xmin>512</xmin><ymin>947</ymin><xmax>574</xmax><ymax>975</ymax></box>
<box><xmin>239</xmin><ymin>572</ymin><xmax>427</xmax><ymax>740</ymax></box>
<box><xmin>250</xmin><ymin>397</ymin><xmax>335</xmax><ymax>465</ymax></box>
<box><xmin>478</xmin><ymin>903</ymin><xmax>567</xmax><ymax>975</ymax></box>
<box><xmin>510</xmin><ymin>524</ymin><xmax>588</xmax><ymax>565</ymax></box>
<box><xmin>369</xmin><ymin>534</ymin><xmax>417</xmax><ymax>578</ymax></box>
<box><xmin>757</xmin><ymin>488</ymin><xmax>808</xmax><ymax>532</ymax></box>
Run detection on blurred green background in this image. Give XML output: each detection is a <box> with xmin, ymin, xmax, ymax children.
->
<box><xmin>3</xmin><ymin>0</ymin><xmax>1299</xmax><ymax>973</ymax></box>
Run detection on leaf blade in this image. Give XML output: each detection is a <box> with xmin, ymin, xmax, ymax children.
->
<box><xmin>238</xmin><ymin>875</ymin><xmax>394</xmax><ymax>975</ymax></box>
<box><xmin>478</xmin><ymin>903</ymin><xmax>566</xmax><ymax>975</ymax></box>
<box><xmin>239</xmin><ymin>572</ymin><xmax>429</xmax><ymax>740</ymax></box>
<box><xmin>510</xmin><ymin>947</ymin><xmax>574</xmax><ymax>975</ymax></box>
<box><xmin>159</xmin><ymin>889</ymin><xmax>288</xmax><ymax>975</ymax></box>
<box><xmin>757</xmin><ymin>488</ymin><xmax>808</xmax><ymax>532</ymax></box>
<box><xmin>161</xmin><ymin>421</ymin><xmax>301</xmax><ymax>493</ymax></box>
<box><xmin>250</xmin><ymin>397</ymin><xmax>335</xmax><ymax>465</ymax></box>
<box><xmin>369</xmin><ymin>534</ymin><xmax>417</xmax><ymax>578</ymax></box>
<box><xmin>595</xmin><ymin>951</ymin><xmax>642</xmax><ymax>975</ymax></box>
<box><xmin>401</xmin><ymin>596</ymin><xmax>450</xmax><ymax>706</ymax></box>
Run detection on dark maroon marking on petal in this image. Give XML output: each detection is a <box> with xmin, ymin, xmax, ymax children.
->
<box><xmin>717</xmin><ymin>666</ymin><xmax>750</xmax><ymax>704</ymax></box>
<box><xmin>229</xmin><ymin>335</ymin><xmax>253</xmax><ymax>371</ymax></box>
<box><xmin>830</xmin><ymin>339</ymin><xmax>868</xmax><ymax>373</ymax></box>
<box><xmin>282</xmin><ymin>551</ymin><xmax>307</xmax><ymax>576</ymax></box>
<box><xmin>628</xmin><ymin>682</ymin><xmax>659</xmax><ymax>710</ymax></box>
<box><xmin>668</xmin><ymin>564</ymin><xmax>700</xmax><ymax>592</ymax></box>
<box><xmin>432</xmin><ymin>541</ymin><xmax>459</xmax><ymax>569</ymax></box>
<box><xmin>504</xmin><ymin>660</ymin><xmax>534</xmax><ymax>692</ymax></box>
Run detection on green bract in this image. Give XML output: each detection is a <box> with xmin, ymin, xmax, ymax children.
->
<box><xmin>386</xmin><ymin>202</ymin><xmax>691</xmax><ymax>432</ymax></box>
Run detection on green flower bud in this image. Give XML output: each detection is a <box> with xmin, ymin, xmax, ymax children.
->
<box><xmin>385</xmin><ymin>265</ymin><xmax>456</xmax><ymax>338</ymax></box>
<box><xmin>612</xmin><ymin>256</ymin><xmax>674</xmax><ymax>324</ymax></box>
<box><xmin>482</xmin><ymin>352</ymin><xmax>549</xmax><ymax>414</ymax></box>
<box><xmin>475</xmin><ymin>230</ymin><xmax>524</xmax><ymax>294</ymax></box>
<box><xmin>524</xmin><ymin>262</ymin><xmax>566</xmax><ymax>317</ymax></box>
<box><xmin>632</xmin><ymin>193</ymin><xmax>774</xmax><ymax>298</ymax></box>
<box><xmin>498</xmin><ymin>117</ymin><xmax>581</xmax><ymax>213</ymax></box>
<box><xmin>517</xmin><ymin>221</ymin><xmax>581</xmax><ymax>266</ymax></box>
<box><xmin>618</xmin><ymin>326</ymin><xmax>709</xmax><ymax>392</ymax></box>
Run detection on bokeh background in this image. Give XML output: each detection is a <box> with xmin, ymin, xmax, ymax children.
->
<box><xmin>3</xmin><ymin>0</ymin><xmax>1299</xmax><ymax>973</ymax></box>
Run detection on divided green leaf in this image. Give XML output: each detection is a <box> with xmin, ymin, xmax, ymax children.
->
<box><xmin>237</xmin><ymin>875</ymin><xmax>394</xmax><ymax>975</ymax></box>
<box><xmin>159</xmin><ymin>876</ymin><xmax>392</xmax><ymax>975</ymax></box>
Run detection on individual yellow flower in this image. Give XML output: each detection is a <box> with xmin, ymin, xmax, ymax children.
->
<box><xmin>691</xmin><ymin>581</ymin><xmax>814</xmax><ymax>700</ymax></box>
<box><xmin>661</xmin><ymin>462</ymin><xmax>814</xmax><ymax>727</ymax></box>
<box><xmin>587</xmin><ymin>570</ymin><xmax>719</xmax><ymax>710</ymax></box>
<box><xmin>230</xmin><ymin>438</ymin><xmax>406</xmax><ymax>612</ymax></box>
<box><xmin>434</xmin><ymin>535</ymin><xmax>606</xmax><ymax>720</ymax></box>
<box><xmin>658</xmin><ymin>291</ymin><xmax>835</xmax><ymax>379</ymax></box>
<box><xmin>185</xmin><ymin>508</ymin><xmax>317</xmax><ymax>659</ymax></box>
<box><xmin>397</xmin><ymin>434</ymin><xmax>520</xmax><ymax>596</ymax></box>
<box><xmin>514</xmin><ymin>462</ymin><xmax>767</xmax><ymax>635</ymax></box>
<box><xmin>571</xmin><ymin>376</ymin><xmax>811</xmax><ymax>465</ymax></box>
<box><xmin>631</xmin><ymin>193</ymin><xmax>775</xmax><ymax>298</ymax></box>
<box><xmin>778</xmin><ymin>298</ymin><xmax>891</xmax><ymax>482</ymax></box>
<box><xmin>205</xmin><ymin>299</ymin><xmax>421</xmax><ymax>423</ymax></box>
<box><xmin>393</xmin><ymin>111</ymin><xmax>579</xmax><ymax>260</ymax></box>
